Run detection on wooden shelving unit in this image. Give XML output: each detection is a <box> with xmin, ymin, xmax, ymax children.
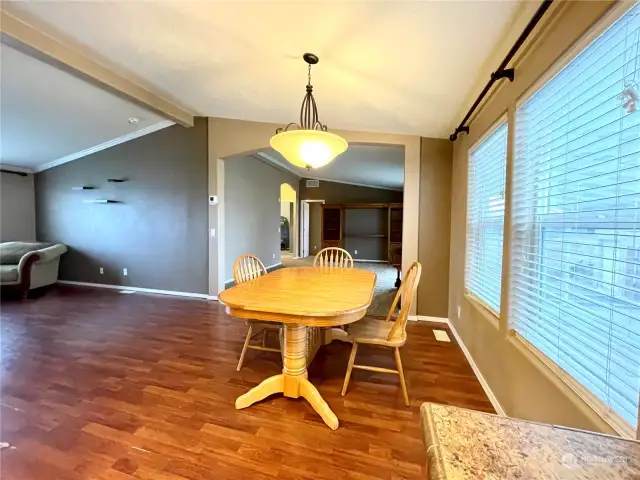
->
<box><xmin>321</xmin><ymin>203</ymin><xmax>403</xmax><ymax>267</ymax></box>
<box><xmin>321</xmin><ymin>206</ymin><xmax>343</xmax><ymax>249</ymax></box>
<box><xmin>344</xmin><ymin>233</ymin><xmax>387</xmax><ymax>239</ymax></box>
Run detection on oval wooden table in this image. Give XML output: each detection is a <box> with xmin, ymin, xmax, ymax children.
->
<box><xmin>218</xmin><ymin>266</ymin><xmax>376</xmax><ymax>430</ymax></box>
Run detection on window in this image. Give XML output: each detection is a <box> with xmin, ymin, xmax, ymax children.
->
<box><xmin>466</xmin><ymin>121</ymin><xmax>507</xmax><ymax>313</ymax></box>
<box><xmin>512</xmin><ymin>3</ymin><xmax>640</xmax><ymax>433</ymax></box>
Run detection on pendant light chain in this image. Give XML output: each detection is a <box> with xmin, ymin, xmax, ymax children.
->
<box><xmin>275</xmin><ymin>55</ymin><xmax>328</xmax><ymax>134</ymax></box>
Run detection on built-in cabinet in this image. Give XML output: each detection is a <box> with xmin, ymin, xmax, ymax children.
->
<box><xmin>321</xmin><ymin>203</ymin><xmax>403</xmax><ymax>265</ymax></box>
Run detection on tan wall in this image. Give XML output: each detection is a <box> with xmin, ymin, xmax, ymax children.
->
<box><xmin>418</xmin><ymin>138</ymin><xmax>453</xmax><ymax>317</ymax></box>
<box><xmin>448</xmin><ymin>1</ymin><xmax>617</xmax><ymax>433</ymax></box>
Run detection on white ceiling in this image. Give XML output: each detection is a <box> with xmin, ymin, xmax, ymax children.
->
<box><xmin>257</xmin><ymin>144</ymin><xmax>404</xmax><ymax>190</ymax></box>
<box><xmin>0</xmin><ymin>43</ymin><xmax>169</xmax><ymax>171</ymax></box>
<box><xmin>5</xmin><ymin>0</ymin><xmax>522</xmax><ymax>139</ymax></box>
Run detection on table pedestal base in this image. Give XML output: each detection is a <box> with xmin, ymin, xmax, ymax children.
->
<box><xmin>323</xmin><ymin>327</ymin><xmax>352</xmax><ymax>345</ymax></box>
<box><xmin>235</xmin><ymin>324</ymin><xmax>339</xmax><ymax>430</ymax></box>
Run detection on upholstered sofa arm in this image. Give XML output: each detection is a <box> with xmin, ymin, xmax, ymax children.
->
<box><xmin>34</xmin><ymin>244</ymin><xmax>68</xmax><ymax>263</ymax></box>
<box><xmin>15</xmin><ymin>251</ymin><xmax>41</xmax><ymax>289</ymax></box>
<box><xmin>17</xmin><ymin>251</ymin><xmax>41</xmax><ymax>273</ymax></box>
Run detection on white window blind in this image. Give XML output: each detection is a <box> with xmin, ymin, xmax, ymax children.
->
<box><xmin>466</xmin><ymin>122</ymin><xmax>507</xmax><ymax>313</ymax></box>
<box><xmin>512</xmin><ymin>4</ymin><xmax>640</xmax><ymax>433</ymax></box>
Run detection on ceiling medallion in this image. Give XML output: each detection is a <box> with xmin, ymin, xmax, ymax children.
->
<box><xmin>270</xmin><ymin>53</ymin><xmax>348</xmax><ymax>170</ymax></box>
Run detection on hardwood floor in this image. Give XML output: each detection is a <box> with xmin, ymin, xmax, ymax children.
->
<box><xmin>0</xmin><ymin>286</ymin><xmax>494</xmax><ymax>479</ymax></box>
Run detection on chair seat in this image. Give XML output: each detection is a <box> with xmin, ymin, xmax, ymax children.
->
<box><xmin>348</xmin><ymin>316</ymin><xmax>406</xmax><ymax>347</ymax></box>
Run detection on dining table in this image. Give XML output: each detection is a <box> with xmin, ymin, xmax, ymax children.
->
<box><xmin>218</xmin><ymin>266</ymin><xmax>376</xmax><ymax>430</ymax></box>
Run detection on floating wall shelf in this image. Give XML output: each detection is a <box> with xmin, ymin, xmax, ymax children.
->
<box><xmin>83</xmin><ymin>199</ymin><xmax>120</xmax><ymax>204</ymax></box>
<box><xmin>107</xmin><ymin>178</ymin><xmax>127</xmax><ymax>183</ymax></box>
<box><xmin>71</xmin><ymin>186</ymin><xmax>95</xmax><ymax>190</ymax></box>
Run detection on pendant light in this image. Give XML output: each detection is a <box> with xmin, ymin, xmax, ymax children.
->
<box><xmin>270</xmin><ymin>53</ymin><xmax>348</xmax><ymax>170</ymax></box>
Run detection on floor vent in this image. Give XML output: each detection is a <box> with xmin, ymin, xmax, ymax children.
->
<box><xmin>433</xmin><ymin>330</ymin><xmax>451</xmax><ymax>342</ymax></box>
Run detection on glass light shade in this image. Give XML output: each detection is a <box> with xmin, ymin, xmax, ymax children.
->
<box><xmin>270</xmin><ymin>130</ymin><xmax>348</xmax><ymax>169</ymax></box>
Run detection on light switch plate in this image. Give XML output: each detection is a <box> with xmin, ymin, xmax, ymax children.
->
<box><xmin>123</xmin><ymin>268</ymin><xmax>128</xmax><ymax>276</ymax></box>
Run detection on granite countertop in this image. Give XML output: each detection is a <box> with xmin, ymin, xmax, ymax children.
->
<box><xmin>420</xmin><ymin>402</ymin><xmax>640</xmax><ymax>479</ymax></box>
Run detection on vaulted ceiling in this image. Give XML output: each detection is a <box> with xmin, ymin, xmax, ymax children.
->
<box><xmin>257</xmin><ymin>144</ymin><xmax>405</xmax><ymax>191</ymax></box>
<box><xmin>0</xmin><ymin>43</ymin><xmax>168</xmax><ymax>171</ymax></box>
<box><xmin>4</xmin><ymin>0</ymin><xmax>524</xmax><ymax>140</ymax></box>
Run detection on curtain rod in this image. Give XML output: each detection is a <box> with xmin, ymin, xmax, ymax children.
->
<box><xmin>449</xmin><ymin>0</ymin><xmax>554</xmax><ymax>141</ymax></box>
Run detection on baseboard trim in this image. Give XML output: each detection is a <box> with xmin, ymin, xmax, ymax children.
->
<box><xmin>409</xmin><ymin>315</ymin><xmax>449</xmax><ymax>323</ymax></box>
<box><xmin>57</xmin><ymin>280</ymin><xmax>217</xmax><ymax>301</ymax></box>
<box><xmin>410</xmin><ymin>314</ymin><xmax>505</xmax><ymax>416</ymax></box>
<box><xmin>224</xmin><ymin>262</ymin><xmax>283</xmax><ymax>287</ymax></box>
<box><xmin>354</xmin><ymin>259</ymin><xmax>387</xmax><ymax>263</ymax></box>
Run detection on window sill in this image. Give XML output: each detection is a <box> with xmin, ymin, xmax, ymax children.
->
<box><xmin>509</xmin><ymin>332</ymin><xmax>636</xmax><ymax>440</ymax></box>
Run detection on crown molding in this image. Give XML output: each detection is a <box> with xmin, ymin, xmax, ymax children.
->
<box><xmin>302</xmin><ymin>175</ymin><xmax>403</xmax><ymax>192</ymax></box>
<box><xmin>0</xmin><ymin>164</ymin><xmax>34</xmax><ymax>174</ymax></box>
<box><xmin>34</xmin><ymin>120</ymin><xmax>174</xmax><ymax>172</ymax></box>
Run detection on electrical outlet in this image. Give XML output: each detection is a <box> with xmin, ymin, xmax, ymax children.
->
<box><xmin>354</xmin><ymin>250</ymin><xmax>358</xmax><ymax>255</ymax></box>
<box><xmin>99</xmin><ymin>267</ymin><xmax>104</xmax><ymax>275</ymax></box>
<box><xmin>123</xmin><ymin>268</ymin><xmax>128</xmax><ymax>276</ymax></box>
<box><xmin>273</xmin><ymin>254</ymin><xmax>276</xmax><ymax>259</ymax></box>
<box><xmin>457</xmin><ymin>304</ymin><xmax>461</xmax><ymax>319</ymax></box>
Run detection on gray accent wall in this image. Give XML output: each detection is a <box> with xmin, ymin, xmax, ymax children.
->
<box><xmin>224</xmin><ymin>155</ymin><xmax>299</xmax><ymax>281</ymax></box>
<box><xmin>1</xmin><ymin>172</ymin><xmax>36</xmax><ymax>242</ymax></box>
<box><xmin>300</xmin><ymin>178</ymin><xmax>402</xmax><ymax>203</ymax></box>
<box><xmin>35</xmin><ymin>118</ymin><xmax>209</xmax><ymax>293</ymax></box>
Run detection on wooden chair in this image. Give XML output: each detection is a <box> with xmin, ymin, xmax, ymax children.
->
<box><xmin>313</xmin><ymin>247</ymin><xmax>354</xmax><ymax>268</ymax></box>
<box><xmin>341</xmin><ymin>262</ymin><xmax>422</xmax><ymax>406</ymax></box>
<box><xmin>233</xmin><ymin>254</ymin><xmax>282</xmax><ymax>371</ymax></box>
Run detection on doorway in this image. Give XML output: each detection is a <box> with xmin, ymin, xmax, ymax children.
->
<box><xmin>299</xmin><ymin>199</ymin><xmax>325</xmax><ymax>260</ymax></box>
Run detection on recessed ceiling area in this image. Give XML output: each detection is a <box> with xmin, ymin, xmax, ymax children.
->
<box><xmin>0</xmin><ymin>43</ymin><xmax>169</xmax><ymax>171</ymax></box>
<box><xmin>5</xmin><ymin>0</ymin><xmax>524</xmax><ymax>138</ymax></box>
<box><xmin>258</xmin><ymin>144</ymin><xmax>404</xmax><ymax>191</ymax></box>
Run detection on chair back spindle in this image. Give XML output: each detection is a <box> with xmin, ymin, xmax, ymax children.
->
<box><xmin>386</xmin><ymin>262</ymin><xmax>422</xmax><ymax>341</ymax></box>
<box><xmin>233</xmin><ymin>254</ymin><xmax>268</xmax><ymax>285</ymax></box>
<box><xmin>313</xmin><ymin>247</ymin><xmax>354</xmax><ymax>268</ymax></box>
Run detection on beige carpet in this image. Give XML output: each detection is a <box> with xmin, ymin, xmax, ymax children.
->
<box><xmin>281</xmin><ymin>256</ymin><xmax>397</xmax><ymax>317</ymax></box>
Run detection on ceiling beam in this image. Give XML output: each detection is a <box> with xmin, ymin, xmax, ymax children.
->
<box><xmin>0</xmin><ymin>9</ymin><xmax>194</xmax><ymax>127</ymax></box>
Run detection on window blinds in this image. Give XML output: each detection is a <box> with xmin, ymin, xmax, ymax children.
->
<box><xmin>466</xmin><ymin>122</ymin><xmax>507</xmax><ymax>313</ymax></box>
<box><xmin>512</xmin><ymin>4</ymin><xmax>640</xmax><ymax>431</ymax></box>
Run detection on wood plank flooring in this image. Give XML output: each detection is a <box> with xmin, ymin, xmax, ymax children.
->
<box><xmin>0</xmin><ymin>286</ymin><xmax>494</xmax><ymax>479</ymax></box>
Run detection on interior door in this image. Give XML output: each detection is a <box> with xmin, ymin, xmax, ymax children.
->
<box><xmin>302</xmin><ymin>201</ymin><xmax>310</xmax><ymax>258</ymax></box>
